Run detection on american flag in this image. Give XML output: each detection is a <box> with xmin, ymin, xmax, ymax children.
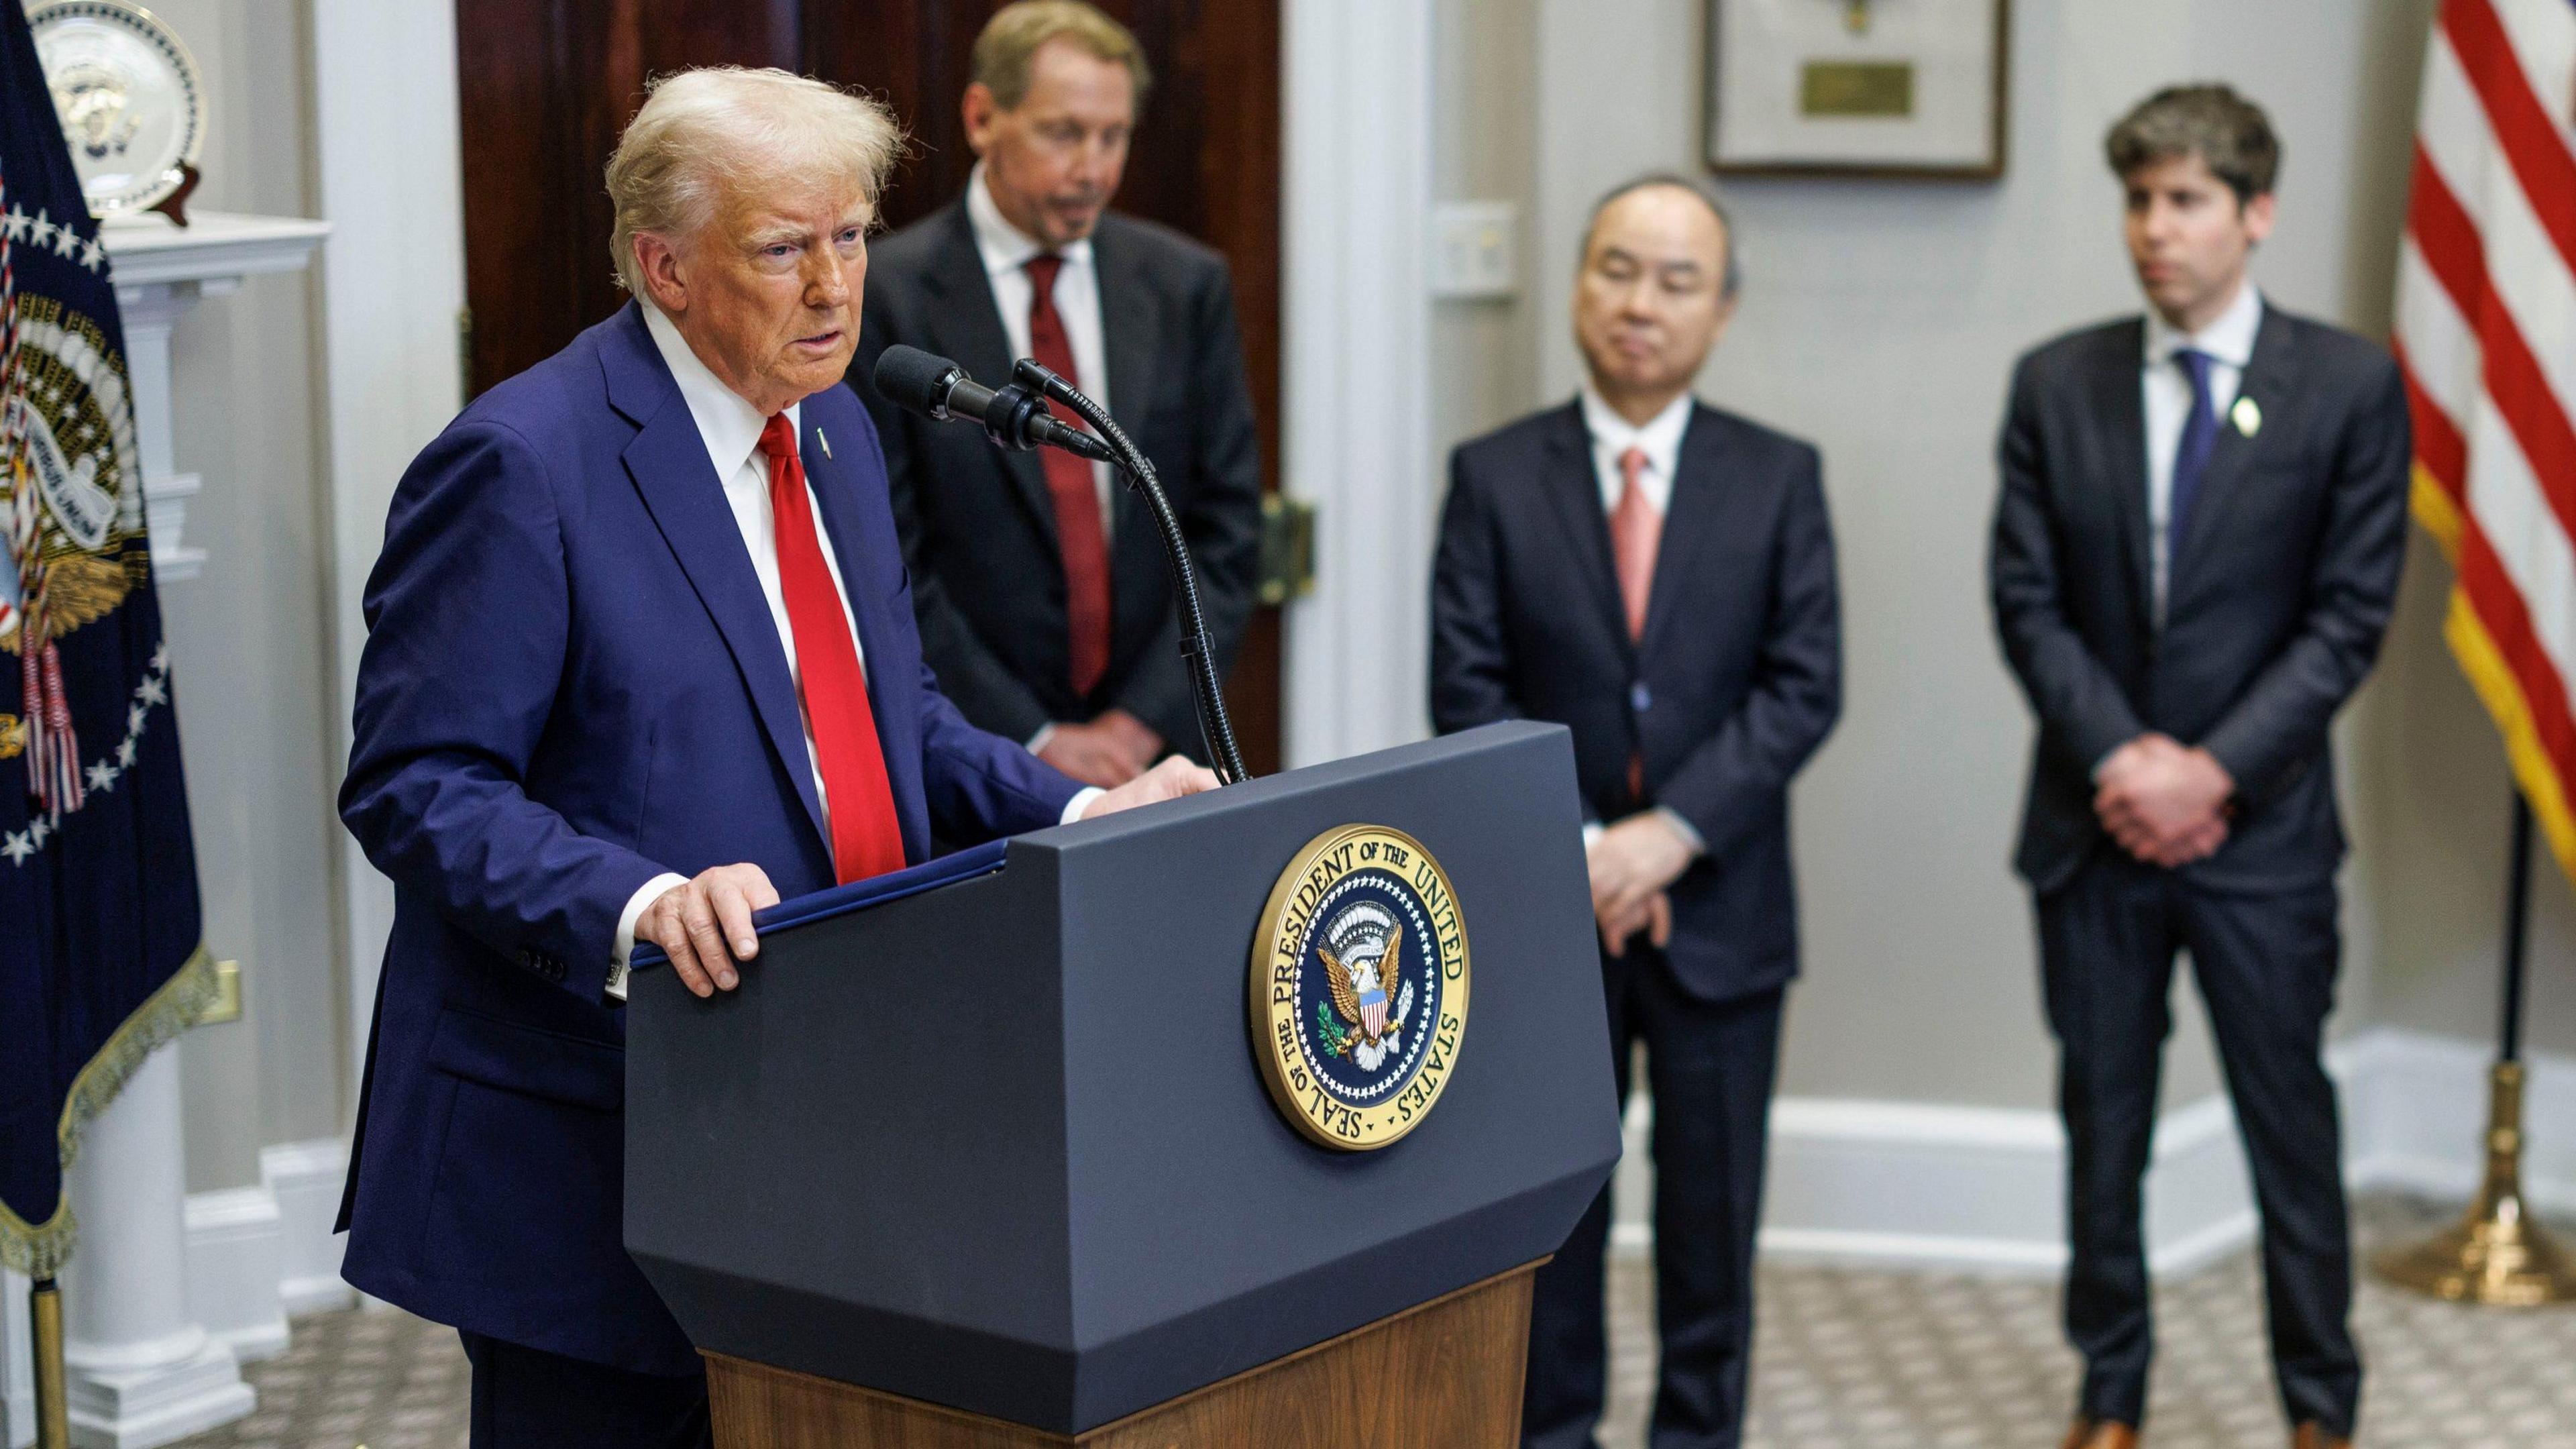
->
<box><xmin>2396</xmin><ymin>0</ymin><xmax>2576</xmax><ymax>880</ymax></box>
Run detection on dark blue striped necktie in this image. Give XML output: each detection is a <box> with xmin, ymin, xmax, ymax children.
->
<box><xmin>2169</xmin><ymin>347</ymin><xmax>2220</xmax><ymax>568</ymax></box>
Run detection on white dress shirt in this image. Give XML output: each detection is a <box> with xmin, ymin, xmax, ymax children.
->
<box><xmin>2141</xmin><ymin>280</ymin><xmax>2261</xmax><ymax>621</ymax></box>
<box><xmin>967</xmin><ymin>162</ymin><xmax>1116</xmax><ymax>535</ymax></box>
<box><xmin>1573</xmin><ymin>384</ymin><xmax>1705</xmax><ymax>860</ymax></box>
<box><xmin>608</xmin><ymin>305</ymin><xmax>1097</xmax><ymax>996</ymax></box>
<box><xmin>1579</xmin><ymin>383</ymin><xmax>1692</xmax><ymax>515</ymax></box>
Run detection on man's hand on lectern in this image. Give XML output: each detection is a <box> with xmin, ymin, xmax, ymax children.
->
<box><xmin>1081</xmin><ymin>755</ymin><xmax>1221</xmax><ymax>820</ymax></box>
<box><xmin>639</xmin><ymin>863</ymin><xmax>782</xmax><ymax>999</ymax></box>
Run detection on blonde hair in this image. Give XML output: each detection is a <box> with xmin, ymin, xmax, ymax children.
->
<box><xmin>971</xmin><ymin>1</ymin><xmax>1152</xmax><ymax>111</ymax></box>
<box><xmin>604</xmin><ymin>67</ymin><xmax>904</xmax><ymax>296</ymax></box>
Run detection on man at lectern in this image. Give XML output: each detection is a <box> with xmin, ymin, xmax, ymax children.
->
<box><xmin>334</xmin><ymin>68</ymin><xmax>1213</xmax><ymax>1448</ymax></box>
<box><xmin>1432</xmin><ymin>176</ymin><xmax>1842</xmax><ymax>1449</ymax></box>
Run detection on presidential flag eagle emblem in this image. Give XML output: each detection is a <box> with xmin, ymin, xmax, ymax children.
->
<box><xmin>1250</xmin><ymin>824</ymin><xmax>1468</xmax><ymax>1150</ymax></box>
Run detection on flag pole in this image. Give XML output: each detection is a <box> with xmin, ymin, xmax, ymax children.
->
<box><xmin>2373</xmin><ymin>794</ymin><xmax>2576</xmax><ymax>1304</ymax></box>
<box><xmin>29</xmin><ymin>1276</ymin><xmax>68</xmax><ymax>1449</ymax></box>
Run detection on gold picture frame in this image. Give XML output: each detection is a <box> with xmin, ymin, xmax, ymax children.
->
<box><xmin>1707</xmin><ymin>0</ymin><xmax>2011</xmax><ymax>180</ymax></box>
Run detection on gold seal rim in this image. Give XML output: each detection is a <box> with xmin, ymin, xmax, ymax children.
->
<box><xmin>1246</xmin><ymin>822</ymin><xmax>1470</xmax><ymax>1152</ymax></box>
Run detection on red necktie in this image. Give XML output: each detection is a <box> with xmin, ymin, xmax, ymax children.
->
<box><xmin>761</xmin><ymin>413</ymin><xmax>908</xmax><ymax>885</ymax></box>
<box><xmin>1023</xmin><ymin>254</ymin><xmax>1113</xmax><ymax>698</ymax></box>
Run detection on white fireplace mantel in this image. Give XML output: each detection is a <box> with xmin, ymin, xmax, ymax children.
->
<box><xmin>101</xmin><ymin>212</ymin><xmax>329</xmax><ymax>584</ymax></box>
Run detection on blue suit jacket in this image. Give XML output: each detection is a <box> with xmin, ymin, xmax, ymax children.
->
<box><xmin>334</xmin><ymin>303</ymin><xmax>1082</xmax><ymax>1374</ymax></box>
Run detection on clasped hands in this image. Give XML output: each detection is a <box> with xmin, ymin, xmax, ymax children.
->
<box><xmin>641</xmin><ymin>754</ymin><xmax>1220</xmax><ymax>998</ymax></box>
<box><xmin>1587</xmin><ymin>811</ymin><xmax>1699</xmax><ymax>959</ymax></box>
<box><xmin>1036</xmin><ymin>708</ymin><xmax>1163</xmax><ymax>788</ymax></box>
<box><xmin>2095</xmin><ymin>732</ymin><xmax>2235</xmax><ymax>868</ymax></box>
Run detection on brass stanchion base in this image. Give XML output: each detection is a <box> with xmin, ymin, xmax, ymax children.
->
<box><xmin>30</xmin><ymin>1277</ymin><xmax>70</xmax><ymax>1449</ymax></box>
<box><xmin>2371</xmin><ymin>1063</ymin><xmax>2576</xmax><ymax>1306</ymax></box>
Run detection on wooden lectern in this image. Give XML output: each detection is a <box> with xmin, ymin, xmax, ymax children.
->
<box><xmin>625</xmin><ymin>724</ymin><xmax>1620</xmax><ymax>1446</ymax></box>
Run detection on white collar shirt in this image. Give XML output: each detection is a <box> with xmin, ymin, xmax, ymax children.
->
<box><xmin>967</xmin><ymin>162</ymin><xmax>1115</xmax><ymax>537</ymax></box>
<box><xmin>1579</xmin><ymin>384</ymin><xmax>1693</xmax><ymax>516</ymax></box>
<box><xmin>2141</xmin><ymin>280</ymin><xmax>2262</xmax><ymax>620</ymax></box>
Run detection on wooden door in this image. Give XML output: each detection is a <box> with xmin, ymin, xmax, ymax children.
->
<box><xmin>454</xmin><ymin>0</ymin><xmax>1284</xmax><ymax>775</ymax></box>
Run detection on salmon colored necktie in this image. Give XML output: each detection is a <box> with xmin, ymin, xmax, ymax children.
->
<box><xmin>1611</xmin><ymin>446</ymin><xmax>1661</xmax><ymax>641</ymax></box>
<box><xmin>1023</xmin><ymin>253</ymin><xmax>1114</xmax><ymax>697</ymax></box>
<box><xmin>1613</xmin><ymin>446</ymin><xmax>1661</xmax><ymax>801</ymax></box>
<box><xmin>761</xmin><ymin>413</ymin><xmax>908</xmax><ymax>885</ymax></box>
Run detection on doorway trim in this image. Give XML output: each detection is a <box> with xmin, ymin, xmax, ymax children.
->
<box><xmin>1281</xmin><ymin>0</ymin><xmax>1438</xmax><ymax>768</ymax></box>
<box><xmin>311</xmin><ymin>0</ymin><xmax>470</xmax><ymax>1106</ymax></box>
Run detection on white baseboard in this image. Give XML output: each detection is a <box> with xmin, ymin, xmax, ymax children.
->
<box><xmin>177</xmin><ymin>1140</ymin><xmax>350</xmax><ymax>1365</ymax></box>
<box><xmin>181</xmin><ymin>1190</ymin><xmax>288</xmax><ymax>1362</ymax></box>
<box><xmin>259</xmin><ymin>1141</ymin><xmax>355</xmax><ymax>1318</ymax></box>
<box><xmin>1607</xmin><ymin>1027</ymin><xmax>2575</xmax><ymax>1279</ymax></box>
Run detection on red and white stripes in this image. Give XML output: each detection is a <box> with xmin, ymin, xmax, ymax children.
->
<box><xmin>2398</xmin><ymin>0</ymin><xmax>2576</xmax><ymax>875</ymax></box>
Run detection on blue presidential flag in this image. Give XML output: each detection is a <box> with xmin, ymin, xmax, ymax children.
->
<box><xmin>0</xmin><ymin>0</ymin><xmax>207</xmax><ymax>1278</ymax></box>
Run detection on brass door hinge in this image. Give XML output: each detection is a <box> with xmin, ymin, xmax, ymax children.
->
<box><xmin>1258</xmin><ymin>494</ymin><xmax>1316</xmax><ymax>606</ymax></box>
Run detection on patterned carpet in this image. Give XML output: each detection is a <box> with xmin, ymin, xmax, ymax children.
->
<box><xmin>170</xmin><ymin>1195</ymin><xmax>2576</xmax><ymax>1449</ymax></box>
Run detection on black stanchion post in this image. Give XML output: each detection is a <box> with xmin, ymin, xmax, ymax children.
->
<box><xmin>2501</xmin><ymin>796</ymin><xmax>2531</xmax><ymax>1066</ymax></box>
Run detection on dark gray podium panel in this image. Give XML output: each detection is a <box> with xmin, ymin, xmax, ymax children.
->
<box><xmin>626</xmin><ymin>721</ymin><xmax>1619</xmax><ymax>1433</ymax></box>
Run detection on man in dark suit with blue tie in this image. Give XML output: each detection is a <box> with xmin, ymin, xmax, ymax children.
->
<box><xmin>1434</xmin><ymin>175</ymin><xmax>1841</xmax><ymax>1449</ymax></box>
<box><xmin>1989</xmin><ymin>87</ymin><xmax>2408</xmax><ymax>1449</ymax></box>
<box><xmin>335</xmin><ymin>68</ymin><xmax>1212</xmax><ymax>1448</ymax></box>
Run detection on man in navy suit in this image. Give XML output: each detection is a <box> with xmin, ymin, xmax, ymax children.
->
<box><xmin>1990</xmin><ymin>87</ymin><xmax>2406</xmax><ymax>1449</ymax></box>
<box><xmin>336</xmin><ymin>68</ymin><xmax>1213</xmax><ymax>1448</ymax></box>
<box><xmin>1434</xmin><ymin>175</ymin><xmax>1841</xmax><ymax>1449</ymax></box>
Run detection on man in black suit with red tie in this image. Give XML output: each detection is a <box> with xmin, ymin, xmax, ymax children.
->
<box><xmin>1990</xmin><ymin>87</ymin><xmax>2408</xmax><ymax>1449</ymax></box>
<box><xmin>1434</xmin><ymin>175</ymin><xmax>1841</xmax><ymax>1449</ymax></box>
<box><xmin>853</xmin><ymin>1</ymin><xmax>1261</xmax><ymax>788</ymax></box>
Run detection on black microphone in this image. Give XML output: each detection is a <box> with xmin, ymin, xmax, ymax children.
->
<box><xmin>871</xmin><ymin>345</ymin><xmax>1113</xmax><ymax>462</ymax></box>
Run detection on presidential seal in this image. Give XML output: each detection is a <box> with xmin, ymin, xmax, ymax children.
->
<box><xmin>1249</xmin><ymin>824</ymin><xmax>1468</xmax><ymax>1150</ymax></box>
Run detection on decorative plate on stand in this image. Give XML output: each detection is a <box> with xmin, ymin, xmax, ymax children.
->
<box><xmin>27</xmin><ymin>1</ymin><xmax>203</xmax><ymax>218</ymax></box>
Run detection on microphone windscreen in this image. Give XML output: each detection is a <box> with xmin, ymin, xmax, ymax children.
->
<box><xmin>871</xmin><ymin>345</ymin><xmax>959</xmax><ymax>415</ymax></box>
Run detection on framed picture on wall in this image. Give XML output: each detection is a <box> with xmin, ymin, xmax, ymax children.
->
<box><xmin>1706</xmin><ymin>0</ymin><xmax>2010</xmax><ymax>179</ymax></box>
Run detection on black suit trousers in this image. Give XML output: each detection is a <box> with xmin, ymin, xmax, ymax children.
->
<box><xmin>461</xmin><ymin>1330</ymin><xmax>710</xmax><ymax>1449</ymax></box>
<box><xmin>1523</xmin><ymin>950</ymin><xmax>1784</xmax><ymax>1449</ymax></box>
<box><xmin>2036</xmin><ymin>854</ymin><xmax>2359</xmax><ymax>1436</ymax></box>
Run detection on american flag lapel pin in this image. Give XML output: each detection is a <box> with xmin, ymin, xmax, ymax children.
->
<box><xmin>816</xmin><ymin>426</ymin><xmax>834</xmax><ymax>460</ymax></box>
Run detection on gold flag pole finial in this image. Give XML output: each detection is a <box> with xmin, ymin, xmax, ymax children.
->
<box><xmin>2375</xmin><ymin>798</ymin><xmax>2576</xmax><ymax>1305</ymax></box>
<box><xmin>31</xmin><ymin>1277</ymin><xmax>70</xmax><ymax>1449</ymax></box>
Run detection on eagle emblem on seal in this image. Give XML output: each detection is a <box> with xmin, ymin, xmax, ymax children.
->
<box><xmin>1318</xmin><ymin>910</ymin><xmax>1415</xmax><ymax>1071</ymax></box>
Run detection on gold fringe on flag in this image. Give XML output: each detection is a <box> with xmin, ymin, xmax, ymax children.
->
<box><xmin>0</xmin><ymin>944</ymin><xmax>217</xmax><ymax>1278</ymax></box>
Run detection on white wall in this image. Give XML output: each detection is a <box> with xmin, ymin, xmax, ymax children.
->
<box><xmin>1424</xmin><ymin>0</ymin><xmax>2475</xmax><ymax>1119</ymax></box>
<box><xmin>145</xmin><ymin>0</ymin><xmax>350</xmax><ymax>1191</ymax></box>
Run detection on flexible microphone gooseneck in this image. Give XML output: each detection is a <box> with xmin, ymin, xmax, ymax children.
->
<box><xmin>869</xmin><ymin>345</ymin><xmax>1250</xmax><ymax>786</ymax></box>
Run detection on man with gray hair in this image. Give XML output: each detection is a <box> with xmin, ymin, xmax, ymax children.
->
<box><xmin>855</xmin><ymin>0</ymin><xmax>1262</xmax><ymax>789</ymax></box>
<box><xmin>335</xmin><ymin>66</ymin><xmax>1213</xmax><ymax>1445</ymax></box>
<box><xmin>1990</xmin><ymin>84</ymin><xmax>2406</xmax><ymax>1449</ymax></box>
<box><xmin>1434</xmin><ymin>174</ymin><xmax>1840</xmax><ymax>1449</ymax></box>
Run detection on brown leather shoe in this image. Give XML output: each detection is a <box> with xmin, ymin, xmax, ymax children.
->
<box><xmin>2061</xmin><ymin>1421</ymin><xmax>2140</xmax><ymax>1449</ymax></box>
<box><xmin>2290</xmin><ymin>1427</ymin><xmax>2350</xmax><ymax>1449</ymax></box>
